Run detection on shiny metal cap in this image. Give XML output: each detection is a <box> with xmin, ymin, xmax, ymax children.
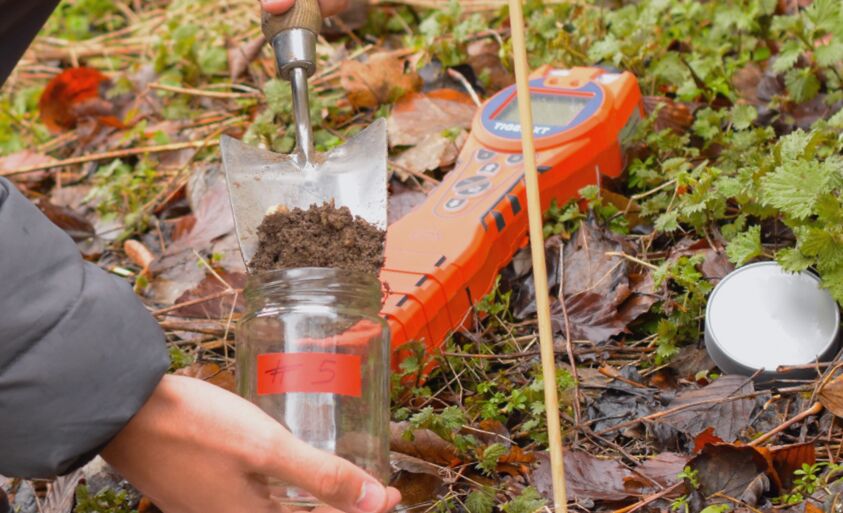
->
<box><xmin>705</xmin><ymin>261</ymin><xmax>841</xmax><ymax>381</ymax></box>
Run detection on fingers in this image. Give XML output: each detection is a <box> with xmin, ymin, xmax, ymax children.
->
<box><xmin>260</xmin><ymin>0</ymin><xmax>349</xmax><ymax>17</ymax></box>
<box><xmin>259</xmin><ymin>431</ymin><xmax>400</xmax><ymax>513</ymax></box>
<box><xmin>261</xmin><ymin>0</ymin><xmax>295</xmax><ymax>15</ymax></box>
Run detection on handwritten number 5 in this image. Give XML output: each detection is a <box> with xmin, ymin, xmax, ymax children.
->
<box><xmin>312</xmin><ymin>359</ymin><xmax>337</xmax><ymax>385</ymax></box>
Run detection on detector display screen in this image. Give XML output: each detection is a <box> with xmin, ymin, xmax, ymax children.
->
<box><xmin>495</xmin><ymin>94</ymin><xmax>590</xmax><ymax>127</ymax></box>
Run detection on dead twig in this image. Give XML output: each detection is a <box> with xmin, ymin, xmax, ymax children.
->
<box><xmin>151</xmin><ymin>289</ymin><xmax>241</xmax><ymax>317</ymax></box>
<box><xmin>1</xmin><ymin>140</ymin><xmax>214</xmax><ymax>177</ymax></box>
<box><xmin>148</xmin><ymin>82</ymin><xmax>261</xmax><ymax>99</ymax></box>
<box><xmin>749</xmin><ymin>401</ymin><xmax>824</xmax><ymax>447</ymax></box>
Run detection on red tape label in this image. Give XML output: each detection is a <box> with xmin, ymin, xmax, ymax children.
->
<box><xmin>257</xmin><ymin>353</ymin><xmax>362</xmax><ymax>398</ymax></box>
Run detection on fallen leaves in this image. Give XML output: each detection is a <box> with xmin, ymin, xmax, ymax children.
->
<box><xmin>387</xmin><ymin>89</ymin><xmax>477</xmax><ymax>146</ymax></box>
<box><xmin>390</xmin><ymin>421</ymin><xmax>461</xmax><ymax>467</ymax></box>
<box><xmin>0</xmin><ymin>150</ymin><xmax>55</xmax><ymax>184</ymax></box>
<box><xmin>390</xmin><ymin>453</ymin><xmax>449</xmax><ymax>508</ymax></box>
<box><xmin>689</xmin><ymin>436</ymin><xmax>816</xmax><ymax>498</ymax></box>
<box><xmin>393</xmin><ymin>130</ymin><xmax>468</xmax><ymax>175</ymax></box>
<box><xmin>388</xmin><ymin>89</ymin><xmax>476</xmax><ymax>175</ymax></box>
<box><xmin>340</xmin><ymin>52</ymin><xmax>422</xmax><ymax>109</ymax></box>
<box><xmin>550</xmin><ymin>221</ymin><xmax>658</xmax><ymax>343</ymax></box>
<box><xmin>124</xmin><ymin>240</ymin><xmax>156</xmax><ymax>278</ymax></box>
<box><xmin>531</xmin><ymin>450</ymin><xmax>633</xmax><ymax>503</ymax></box>
<box><xmin>173</xmin><ymin>361</ymin><xmax>236</xmax><ymax>393</ymax></box>
<box><xmin>533</xmin><ymin>450</ymin><xmax>689</xmax><ymax>504</ymax></box>
<box><xmin>35</xmin><ymin>197</ymin><xmax>95</xmax><ymax>243</ymax></box>
<box><xmin>466</xmin><ymin>38</ymin><xmax>514</xmax><ymax>93</ymax></box>
<box><xmin>661</xmin><ymin>375</ymin><xmax>756</xmax><ymax>441</ymax></box>
<box><xmin>171</xmin><ymin>270</ymin><xmax>246</xmax><ymax>318</ymax></box>
<box><xmin>158</xmin><ymin>167</ymin><xmax>235</xmax><ymax>259</ymax></box>
<box><xmin>770</xmin><ymin>442</ymin><xmax>816</xmax><ymax>490</ymax></box>
<box><xmin>819</xmin><ymin>373</ymin><xmax>843</xmax><ymax>418</ymax></box>
<box><xmin>689</xmin><ymin>443</ymin><xmax>771</xmax><ymax>500</ymax></box>
<box><xmin>510</xmin><ymin>220</ymin><xmax>658</xmax><ymax>342</ymax></box>
<box><xmin>38</xmin><ymin>67</ymin><xmax>121</xmax><ymax>133</ymax></box>
<box><xmin>226</xmin><ymin>35</ymin><xmax>265</xmax><ymax>80</ymax></box>
<box><xmin>630</xmin><ymin>452</ymin><xmax>691</xmax><ymax>489</ymax></box>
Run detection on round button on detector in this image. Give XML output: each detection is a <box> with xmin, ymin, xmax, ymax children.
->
<box><xmin>454</xmin><ymin>176</ymin><xmax>491</xmax><ymax>197</ymax></box>
<box><xmin>507</xmin><ymin>154</ymin><xmax>524</xmax><ymax>165</ymax></box>
<box><xmin>479</xmin><ymin>163</ymin><xmax>500</xmax><ymax>175</ymax></box>
<box><xmin>476</xmin><ymin>149</ymin><xmax>495</xmax><ymax>161</ymax></box>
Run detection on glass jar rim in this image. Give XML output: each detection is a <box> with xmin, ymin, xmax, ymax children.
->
<box><xmin>244</xmin><ymin>267</ymin><xmax>384</xmax><ymax>312</ymax></box>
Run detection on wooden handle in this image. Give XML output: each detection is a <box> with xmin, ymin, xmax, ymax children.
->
<box><xmin>262</xmin><ymin>0</ymin><xmax>323</xmax><ymax>41</ymax></box>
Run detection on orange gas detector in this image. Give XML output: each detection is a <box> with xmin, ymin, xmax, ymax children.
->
<box><xmin>380</xmin><ymin>66</ymin><xmax>644</xmax><ymax>364</ymax></box>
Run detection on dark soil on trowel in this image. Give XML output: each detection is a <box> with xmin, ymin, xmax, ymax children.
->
<box><xmin>250</xmin><ymin>202</ymin><xmax>386</xmax><ymax>276</ymax></box>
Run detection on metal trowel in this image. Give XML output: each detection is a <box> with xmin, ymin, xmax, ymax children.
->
<box><xmin>220</xmin><ymin>0</ymin><xmax>388</xmax><ymax>270</ymax></box>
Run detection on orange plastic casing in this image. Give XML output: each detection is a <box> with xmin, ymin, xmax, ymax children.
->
<box><xmin>379</xmin><ymin>66</ymin><xmax>643</xmax><ymax>367</ymax></box>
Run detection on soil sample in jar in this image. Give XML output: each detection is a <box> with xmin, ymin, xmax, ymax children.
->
<box><xmin>250</xmin><ymin>202</ymin><xmax>385</xmax><ymax>275</ymax></box>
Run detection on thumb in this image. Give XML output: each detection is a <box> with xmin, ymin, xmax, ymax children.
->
<box><xmin>261</xmin><ymin>0</ymin><xmax>295</xmax><ymax>15</ymax></box>
<box><xmin>263</xmin><ymin>431</ymin><xmax>398</xmax><ymax>513</ymax></box>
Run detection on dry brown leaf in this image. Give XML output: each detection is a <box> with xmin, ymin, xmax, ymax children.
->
<box><xmin>227</xmin><ymin>35</ymin><xmax>265</xmax><ymax>80</ymax></box>
<box><xmin>466</xmin><ymin>38</ymin><xmax>514</xmax><ymax>93</ymax></box>
<box><xmin>804</xmin><ymin>502</ymin><xmax>824</xmax><ymax>513</ymax></box>
<box><xmin>662</xmin><ymin>374</ymin><xmax>755</xmax><ymax>441</ymax></box>
<box><xmin>393</xmin><ymin>130</ymin><xmax>468</xmax><ymax>175</ymax></box>
<box><xmin>643</xmin><ymin>96</ymin><xmax>694</xmax><ymax>133</ymax></box>
<box><xmin>770</xmin><ymin>442</ymin><xmax>816</xmax><ymax>490</ymax></box>
<box><xmin>0</xmin><ymin>150</ymin><xmax>55</xmax><ymax>184</ymax></box>
<box><xmin>532</xmin><ymin>450</ymin><xmax>639</xmax><ymax>502</ymax></box>
<box><xmin>689</xmin><ymin>443</ymin><xmax>772</xmax><ymax>500</ymax></box>
<box><xmin>124</xmin><ymin>240</ymin><xmax>156</xmax><ymax>277</ymax></box>
<box><xmin>340</xmin><ymin>52</ymin><xmax>422</xmax><ymax>109</ymax></box>
<box><xmin>628</xmin><ymin>452</ymin><xmax>690</xmax><ymax>490</ymax></box>
<box><xmin>387</xmin><ymin>89</ymin><xmax>477</xmax><ymax>147</ymax></box>
<box><xmin>818</xmin><ymin>373</ymin><xmax>843</xmax><ymax>417</ymax></box>
<box><xmin>38</xmin><ymin>67</ymin><xmax>122</xmax><ymax>133</ymax></box>
<box><xmin>390</xmin><ymin>453</ymin><xmax>448</xmax><ymax>507</ymax></box>
<box><xmin>172</xmin><ymin>270</ymin><xmax>246</xmax><ymax>318</ymax></box>
<box><xmin>161</xmin><ymin>169</ymin><xmax>234</xmax><ymax>258</ymax></box>
<box><xmin>693</xmin><ymin>427</ymin><xmax>725</xmax><ymax>453</ymax></box>
<box><xmin>549</xmin><ymin>221</ymin><xmax>656</xmax><ymax>343</ymax></box>
<box><xmin>35</xmin><ymin>197</ymin><xmax>96</xmax><ymax>243</ymax></box>
<box><xmin>499</xmin><ymin>445</ymin><xmax>534</xmax><ymax>465</ymax></box>
<box><xmin>174</xmin><ymin>362</ymin><xmax>236</xmax><ymax>393</ymax></box>
<box><xmin>390</xmin><ymin>421</ymin><xmax>461</xmax><ymax>467</ymax></box>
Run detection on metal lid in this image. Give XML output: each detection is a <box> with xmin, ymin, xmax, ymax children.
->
<box><xmin>705</xmin><ymin>261</ymin><xmax>840</xmax><ymax>379</ymax></box>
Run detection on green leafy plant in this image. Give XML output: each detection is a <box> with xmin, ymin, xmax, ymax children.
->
<box><xmin>476</xmin><ymin>442</ymin><xmax>507</xmax><ymax>475</ymax></box>
<box><xmin>501</xmin><ymin>487</ymin><xmax>546</xmax><ymax>513</ymax></box>
<box><xmin>699</xmin><ymin>504</ymin><xmax>731</xmax><ymax>513</ymax></box>
<box><xmin>74</xmin><ymin>485</ymin><xmax>136</xmax><ymax>513</ymax></box>
<box><xmin>465</xmin><ymin>487</ymin><xmax>496</xmax><ymax>513</ymax></box>
<box><xmin>670</xmin><ymin>495</ymin><xmax>691</xmax><ymax>513</ymax></box>
<box><xmin>678</xmin><ymin>465</ymin><xmax>701</xmax><ymax>490</ymax></box>
<box><xmin>651</xmin><ymin>256</ymin><xmax>713</xmax><ymax>362</ymax></box>
<box><xmin>476</xmin><ymin>275</ymin><xmax>512</xmax><ymax>320</ymax></box>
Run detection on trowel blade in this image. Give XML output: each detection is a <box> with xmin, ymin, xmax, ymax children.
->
<box><xmin>220</xmin><ymin>118</ymin><xmax>388</xmax><ymax>268</ymax></box>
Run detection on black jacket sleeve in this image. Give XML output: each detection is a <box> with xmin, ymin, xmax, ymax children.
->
<box><xmin>0</xmin><ymin>178</ymin><xmax>169</xmax><ymax>478</ymax></box>
<box><xmin>0</xmin><ymin>0</ymin><xmax>62</xmax><ymax>86</ymax></box>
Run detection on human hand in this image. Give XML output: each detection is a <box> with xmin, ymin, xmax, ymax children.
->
<box><xmin>261</xmin><ymin>0</ymin><xmax>349</xmax><ymax>17</ymax></box>
<box><xmin>101</xmin><ymin>375</ymin><xmax>401</xmax><ymax>513</ymax></box>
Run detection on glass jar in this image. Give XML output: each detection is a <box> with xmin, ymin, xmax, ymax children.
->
<box><xmin>236</xmin><ymin>267</ymin><xmax>390</xmax><ymax>506</ymax></box>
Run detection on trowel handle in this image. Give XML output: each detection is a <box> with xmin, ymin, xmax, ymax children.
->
<box><xmin>261</xmin><ymin>0</ymin><xmax>323</xmax><ymax>42</ymax></box>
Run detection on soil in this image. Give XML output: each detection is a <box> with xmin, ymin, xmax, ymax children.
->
<box><xmin>250</xmin><ymin>202</ymin><xmax>385</xmax><ymax>276</ymax></box>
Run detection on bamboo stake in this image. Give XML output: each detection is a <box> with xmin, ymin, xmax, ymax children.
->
<box><xmin>507</xmin><ymin>1</ymin><xmax>568</xmax><ymax>512</ymax></box>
